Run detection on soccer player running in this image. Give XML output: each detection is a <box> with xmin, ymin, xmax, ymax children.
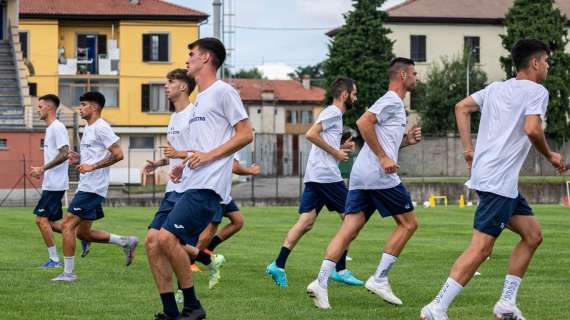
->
<box><xmin>153</xmin><ymin>37</ymin><xmax>253</xmax><ymax>320</ymax></box>
<box><xmin>30</xmin><ymin>94</ymin><xmax>69</xmax><ymax>268</ymax></box>
<box><xmin>307</xmin><ymin>58</ymin><xmax>422</xmax><ymax>309</ymax></box>
<box><xmin>420</xmin><ymin>39</ymin><xmax>566</xmax><ymax>320</ymax></box>
<box><xmin>266</xmin><ymin>76</ymin><xmax>362</xmax><ymax>288</ymax></box>
<box><xmin>52</xmin><ymin>91</ymin><xmax>138</xmax><ymax>282</ymax></box>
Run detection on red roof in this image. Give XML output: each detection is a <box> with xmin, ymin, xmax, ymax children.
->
<box><xmin>226</xmin><ymin>79</ymin><xmax>325</xmax><ymax>105</ymax></box>
<box><xmin>20</xmin><ymin>0</ymin><xmax>208</xmax><ymax>21</ymax></box>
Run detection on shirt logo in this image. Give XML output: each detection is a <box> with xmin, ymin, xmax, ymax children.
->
<box><xmin>168</xmin><ymin>128</ymin><xmax>180</xmax><ymax>135</ymax></box>
<box><xmin>173</xmin><ymin>224</ymin><xmax>185</xmax><ymax>229</ymax></box>
<box><xmin>190</xmin><ymin>116</ymin><xmax>206</xmax><ymax>124</ymax></box>
<box><xmin>80</xmin><ymin>143</ymin><xmax>92</xmax><ymax>148</ymax></box>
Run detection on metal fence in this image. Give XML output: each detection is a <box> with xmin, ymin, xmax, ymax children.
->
<box><xmin>1</xmin><ymin>134</ymin><xmax>569</xmax><ymax>207</ymax></box>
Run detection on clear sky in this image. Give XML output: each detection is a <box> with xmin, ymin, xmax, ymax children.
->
<box><xmin>166</xmin><ymin>0</ymin><xmax>404</xmax><ymax>78</ymax></box>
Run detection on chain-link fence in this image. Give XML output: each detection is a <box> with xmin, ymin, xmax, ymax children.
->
<box><xmin>1</xmin><ymin>134</ymin><xmax>569</xmax><ymax>207</ymax></box>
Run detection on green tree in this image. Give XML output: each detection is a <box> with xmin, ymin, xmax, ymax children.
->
<box><xmin>414</xmin><ymin>53</ymin><xmax>487</xmax><ymax>135</ymax></box>
<box><xmin>227</xmin><ymin>67</ymin><xmax>265</xmax><ymax>79</ymax></box>
<box><xmin>288</xmin><ymin>62</ymin><xmax>326</xmax><ymax>88</ymax></box>
<box><xmin>324</xmin><ymin>0</ymin><xmax>394</xmax><ymax>127</ymax></box>
<box><xmin>500</xmin><ymin>0</ymin><xmax>570</xmax><ymax>141</ymax></box>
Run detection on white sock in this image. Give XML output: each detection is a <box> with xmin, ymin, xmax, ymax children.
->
<box><xmin>47</xmin><ymin>246</ymin><xmax>59</xmax><ymax>262</ymax></box>
<box><xmin>64</xmin><ymin>256</ymin><xmax>74</xmax><ymax>274</ymax></box>
<box><xmin>500</xmin><ymin>274</ymin><xmax>521</xmax><ymax>305</ymax></box>
<box><xmin>432</xmin><ymin>277</ymin><xmax>464</xmax><ymax>311</ymax></box>
<box><xmin>109</xmin><ymin>234</ymin><xmax>127</xmax><ymax>247</ymax></box>
<box><xmin>317</xmin><ymin>259</ymin><xmax>336</xmax><ymax>289</ymax></box>
<box><xmin>373</xmin><ymin>252</ymin><xmax>398</xmax><ymax>282</ymax></box>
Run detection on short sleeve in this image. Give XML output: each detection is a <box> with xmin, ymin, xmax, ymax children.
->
<box><xmin>525</xmin><ymin>86</ymin><xmax>549</xmax><ymax>120</ymax></box>
<box><xmin>369</xmin><ymin>100</ymin><xmax>397</xmax><ymax>124</ymax></box>
<box><xmin>54</xmin><ymin>124</ymin><xmax>69</xmax><ymax>150</ymax></box>
<box><xmin>223</xmin><ymin>87</ymin><xmax>248</xmax><ymax>126</ymax></box>
<box><xmin>97</xmin><ymin>123</ymin><xmax>120</xmax><ymax>149</ymax></box>
<box><xmin>470</xmin><ymin>86</ymin><xmax>488</xmax><ymax>111</ymax></box>
<box><xmin>317</xmin><ymin>107</ymin><xmax>341</xmax><ymax>130</ymax></box>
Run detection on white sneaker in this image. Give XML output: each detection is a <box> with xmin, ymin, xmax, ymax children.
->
<box><xmin>51</xmin><ymin>272</ymin><xmax>78</xmax><ymax>282</ymax></box>
<box><xmin>364</xmin><ymin>276</ymin><xmax>403</xmax><ymax>305</ymax></box>
<box><xmin>208</xmin><ymin>254</ymin><xmax>225</xmax><ymax>289</ymax></box>
<box><xmin>420</xmin><ymin>303</ymin><xmax>449</xmax><ymax>320</ymax></box>
<box><xmin>306</xmin><ymin>280</ymin><xmax>331</xmax><ymax>309</ymax></box>
<box><xmin>122</xmin><ymin>236</ymin><xmax>139</xmax><ymax>266</ymax></box>
<box><xmin>493</xmin><ymin>300</ymin><xmax>526</xmax><ymax>320</ymax></box>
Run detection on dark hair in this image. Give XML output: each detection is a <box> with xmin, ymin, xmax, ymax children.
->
<box><xmin>188</xmin><ymin>37</ymin><xmax>226</xmax><ymax>70</ymax></box>
<box><xmin>388</xmin><ymin>57</ymin><xmax>415</xmax><ymax>79</ymax></box>
<box><xmin>511</xmin><ymin>39</ymin><xmax>550</xmax><ymax>71</ymax></box>
<box><xmin>79</xmin><ymin>91</ymin><xmax>106</xmax><ymax>109</ymax></box>
<box><xmin>330</xmin><ymin>76</ymin><xmax>355</xmax><ymax>99</ymax></box>
<box><xmin>167</xmin><ymin>68</ymin><xmax>196</xmax><ymax>94</ymax></box>
<box><xmin>39</xmin><ymin>94</ymin><xmax>60</xmax><ymax>108</ymax></box>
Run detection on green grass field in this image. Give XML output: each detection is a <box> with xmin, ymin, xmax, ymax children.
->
<box><xmin>1</xmin><ymin>205</ymin><xmax>569</xmax><ymax>319</ymax></box>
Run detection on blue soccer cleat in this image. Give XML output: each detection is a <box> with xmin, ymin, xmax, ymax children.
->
<box><xmin>80</xmin><ymin>240</ymin><xmax>91</xmax><ymax>258</ymax></box>
<box><xmin>331</xmin><ymin>269</ymin><xmax>364</xmax><ymax>286</ymax></box>
<box><xmin>265</xmin><ymin>261</ymin><xmax>288</xmax><ymax>288</ymax></box>
<box><xmin>41</xmin><ymin>259</ymin><xmax>61</xmax><ymax>269</ymax></box>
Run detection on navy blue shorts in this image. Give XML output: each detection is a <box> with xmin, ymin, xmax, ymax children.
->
<box><xmin>162</xmin><ymin>189</ymin><xmax>222</xmax><ymax>246</ymax></box>
<box><xmin>345</xmin><ymin>183</ymin><xmax>414</xmax><ymax>219</ymax></box>
<box><xmin>298</xmin><ymin>181</ymin><xmax>348</xmax><ymax>214</ymax></box>
<box><xmin>148</xmin><ymin>191</ymin><xmax>183</xmax><ymax>230</ymax></box>
<box><xmin>212</xmin><ymin>200</ymin><xmax>240</xmax><ymax>225</ymax></box>
<box><xmin>33</xmin><ymin>190</ymin><xmax>65</xmax><ymax>221</ymax></box>
<box><xmin>474</xmin><ymin>191</ymin><xmax>533</xmax><ymax>237</ymax></box>
<box><xmin>68</xmin><ymin>191</ymin><xmax>105</xmax><ymax>221</ymax></box>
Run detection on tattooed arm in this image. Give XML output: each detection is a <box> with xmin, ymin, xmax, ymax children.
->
<box><xmin>77</xmin><ymin>143</ymin><xmax>124</xmax><ymax>173</ymax></box>
<box><xmin>30</xmin><ymin>145</ymin><xmax>69</xmax><ymax>178</ymax></box>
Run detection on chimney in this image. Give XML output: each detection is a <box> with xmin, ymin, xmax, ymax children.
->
<box><xmin>302</xmin><ymin>75</ymin><xmax>311</xmax><ymax>89</ymax></box>
<box><xmin>130</xmin><ymin>0</ymin><xmax>140</xmax><ymax>5</ymax></box>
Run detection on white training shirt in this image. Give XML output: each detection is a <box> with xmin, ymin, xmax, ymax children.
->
<box><xmin>42</xmin><ymin>119</ymin><xmax>69</xmax><ymax>191</ymax></box>
<box><xmin>77</xmin><ymin>118</ymin><xmax>120</xmax><ymax>197</ymax></box>
<box><xmin>185</xmin><ymin>80</ymin><xmax>248</xmax><ymax>204</ymax></box>
<box><xmin>165</xmin><ymin>104</ymin><xmax>193</xmax><ymax>194</ymax></box>
<box><xmin>303</xmin><ymin>105</ymin><xmax>344</xmax><ymax>183</ymax></box>
<box><xmin>349</xmin><ymin>91</ymin><xmax>406</xmax><ymax>190</ymax></box>
<box><xmin>466</xmin><ymin>79</ymin><xmax>549</xmax><ymax>198</ymax></box>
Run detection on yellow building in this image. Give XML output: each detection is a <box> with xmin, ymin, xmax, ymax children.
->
<box><xmin>18</xmin><ymin>0</ymin><xmax>207</xmax><ymax>182</ymax></box>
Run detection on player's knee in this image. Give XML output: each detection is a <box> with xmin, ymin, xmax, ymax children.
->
<box><xmin>35</xmin><ymin>216</ymin><xmax>45</xmax><ymax>226</ymax></box>
<box><xmin>157</xmin><ymin>230</ymin><xmax>174</xmax><ymax>251</ymax></box>
<box><xmin>402</xmin><ymin>219</ymin><xmax>418</xmax><ymax>234</ymax></box>
<box><xmin>233</xmin><ymin>217</ymin><xmax>244</xmax><ymax>230</ymax></box>
<box><xmin>524</xmin><ymin>230</ymin><xmax>543</xmax><ymax>248</ymax></box>
<box><xmin>76</xmin><ymin>228</ymin><xmax>90</xmax><ymax>241</ymax></box>
<box><xmin>145</xmin><ymin>232</ymin><xmax>159</xmax><ymax>251</ymax></box>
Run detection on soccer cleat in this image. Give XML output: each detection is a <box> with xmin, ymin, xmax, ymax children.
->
<box><xmin>190</xmin><ymin>264</ymin><xmax>202</xmax><ymax>273</ymax></box>
<box><xmin>331</xmin><ymin>270</ymin><xmax>364</xmax><ymax>286</ymax></box>
<box><xmin>207</xmin><ymin>254</ymin><xmax>225</xmax><ymax>289</ymax></box>
<box><xmin>365</xmin><ymin>276</ymin><xmax>403</xmax><ymax>305</ymax></box>
<box><xmin>306</xmin><ymin>280</ymin><xmax>331</xmax><ymax>309</ymax></box>
<box><xmin>493</xmin><ymin>300</ymin><xmax>526</xmax><ymax>320</ymax></box>
<box><xmin>153</xmin><ymin>312</ymin><xmax>177</xmax><ymax>320</ymax></box>
<box><xmin>175</xmin><ymin>289</ymin><xmax>183</xmax><ymax>305</ymax></box>
<box><xmin>180</xmin><ymin>305</ymin><xmax>206</xmax><ymax>320</ymax></box>
<box><xmin>122</xmin><ymin>236</ymin><xmax>139</xmax><ymax>266</ymax></box>
<box><xmin>265</xmin><ymin>261</ymin><xmax>288</xmax><ymax>288</ymax></box>
<box><xmin>80</xmin><ymin>240</ymin><xmax>91</xmax><ymax>258</ymax></box>
<box><xmin>51</xmin><ymin>272</ymin><xmax>78</xmax><ymax>282</ymax></box>
<box><xmin>41</xmin><ymin>259</ymin><xmax>61</xmax><ymax>269</ymax></box>
<box><xmin>420</xmin><ymin>303</ymin><xmax>449</xmax><ymax>320</ymax></box>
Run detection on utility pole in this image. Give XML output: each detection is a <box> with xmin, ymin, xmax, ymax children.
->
<box><xmin>213</xmin><ymin>0</ymin><xmax>223</xmax><ymax>78</ymax></box>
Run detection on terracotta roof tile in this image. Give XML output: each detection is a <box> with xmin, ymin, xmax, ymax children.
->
<box><xmin>225</xmin><ymin>79</ymin><xmax>325</xmax><ymax>104</ymax></box>
<box><xmin>20</xmin><ymin>0</ymin><xmax>208</xmax><ymax>21</ymax></box>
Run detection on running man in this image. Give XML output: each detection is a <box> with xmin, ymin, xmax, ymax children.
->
<box><xmin>420</xmin><ymin>39</ymin><xmax>566</xmax><ymax>320</ymax></box>
<box><xmin>307</xmin><ymin>58</ymin><xmax>422</xmax><ymax>309</ymax></box>
<box><xmin>52</xmin><ymin>91</ymin><xmax>138</xmax><ymax>282</ymax></box>
<box><xmin>266</xmin><ymin>76</ymin><xmax>362</xmax><ymax>288</ymax></box>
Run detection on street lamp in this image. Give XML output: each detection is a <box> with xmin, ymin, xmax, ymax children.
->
<box><xmin>466</xmin><ymin>46</ymin><xmax>479</xmax><ymax>96</ymax></box>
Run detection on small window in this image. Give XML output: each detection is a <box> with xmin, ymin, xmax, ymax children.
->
<box><xmin>40</xmin><ymin>138</ymin><xmax>45</xmax><ymax>149</ymax></box>
<box><xmin>300</xmin><ymin>110</ymin><xmax>313</xmax><ymax>124</ymax></box>
<box><xmin>464</xmin><ymin>36</ymin><xmax>480</xmax><ymax>63</ymax></box>
<box><xmin>19</xmin><ymin>31</ymin><xmax>29</xmax><ymax>59</ymax></box>
<box><xmin>129</xmin><ymin>136</ymin><xmax>154</xmax><ymax>149</ymax></box>
<box><xmin>410</xmin><ymin>35</ymin><xmax>426</xmax><ymax>62</ymax></box>
<box><xmin>29</xmin><ymin>83</ymin><xmax>37</xmax><ymax>96</ymax></box>
<box><xmin>141</xmin><ymin>83</ymin><xmax>170</xmax><ymax>113</ymax></box>
<box><xmin>142</xmin><ymin>34</ymin><xmax>169</xmax><ymax>62</ymax></box>
<box><xmin>0</xmin><ymin>139</ymin><xmax>7</xmax><ymax>149</ymax></box>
